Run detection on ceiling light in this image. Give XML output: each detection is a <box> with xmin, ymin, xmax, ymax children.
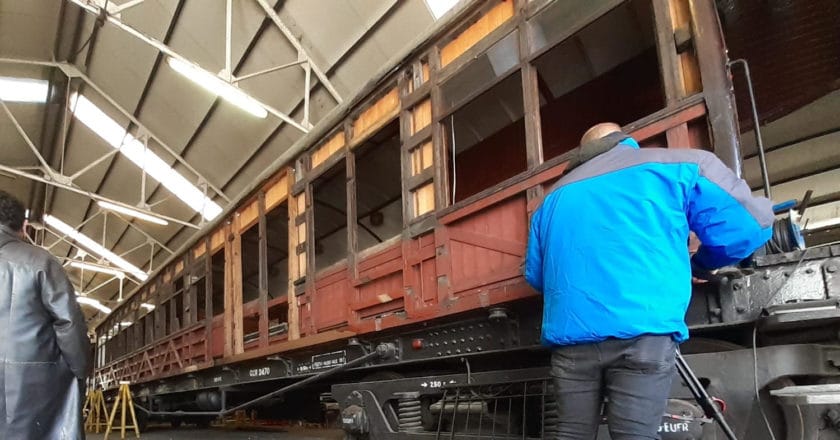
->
<box><xmin>140</xmin><ymin>303</ymin><xmax>155</xmax><ymax>311</ymax></box>
<box><xmin>69</xmin><ymin>261</ymin><xmax>127</xmax><ymax>279</ymax></box>
<box><xmin>120</xmin><ymin>321</ymin><xmax>133</xmax><ymax>327</ymax></box>
<box><xmin>45</xmin><ymin>214</ymin><xmax>149</xmax><ymax>281</ymax></box>
<box><xmin>0</xmin><ymin>77</ymin><xmax>49</xmax><ymax>103</ymax></box>
<box><xmin>97</xmin><ymin>201</ymin><xmax>169</xmax><ymax>225</ymax></box>
<box><xmin>69</xmin><ymin>93</ymin><xmax>223</xmax><ymax>220</ymax></box>
<box><xmin>166</xmin><ymin>57</ymin><xmax>268</xmax><ymax>118</ymax></box>
<box><xmin>424</xmin><ymin>0</ymin><xmax>459</xmax><ymax>19</ymax></box>
<box><xmin>76</xmin><ymin>295</ymin><xmax>113</xmax><ymax>314</ymax></box>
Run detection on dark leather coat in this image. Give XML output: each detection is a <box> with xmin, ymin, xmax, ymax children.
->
<box><xmin>0</xmin><ymin>226</ymin><xmax>91</xmax><ymax>439</ymax></box>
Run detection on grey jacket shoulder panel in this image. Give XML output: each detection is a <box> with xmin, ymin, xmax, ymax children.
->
<box><xmin>548</xmin><ymin>146</ymin><xmax>773</xmax><ymax>227</ymax></box>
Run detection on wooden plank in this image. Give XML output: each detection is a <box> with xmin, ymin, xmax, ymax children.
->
<box><xmin>352</xmin><ymin>88</ymin><xmax>400</xmax><ymax>146</ymax></box>
<box><xmin>223</xmin><ymin>226</ymin><xmax>235</xmax><ymax>357</ymax></box>
<box><xmin>287</xmin><ymin>174</ymin><xmax>301</xmax><ymax>340</ymax></box>
<box><xmin>413</xmin><ymin>183</ymin><xmax>435</xmax><ymax>217</ymax></box>
<box><xmin>631</xmin><ymin>101</ymin><xmax>706</xmax><ymax>142</ymax></box>
<box><xmin>448</xmin><ymin>228</ymin><xmax>525</xmax><ymax>257</ymax></box>
<box><xmin>441</xmin><ymin>162</ymin><xmax>567</xmax><ymax>225</ymax></box>
<box><xmin>440</xmin><ymin>1</ymin><xmax>515</xmax><ymax>67</ymax></box>
<box><xmin>520</xmin><ymin>61</ymin><xmax>543</xmax><ymax>169</ymax></box>
<box><xmin>238</xmin><ymin>199</ymin><xmax>260</xmax><ymax>233</ymax></box>
<box><xmin>231</xmin><ymin>226</ymin><xmax>244</xmax><ymax>355</ymax></box>
<box><xmin>410</xmin><ymin>99</ymin><xmax>432</xmax><ymax>135</ymax></box>
<box><xmin>666</xmin><ymin>123</ymin><xmax>691</xmax><ymax>148</ymax></box>
<box><xmin>689</xmin><ymin>0</ymin><xmax>741</xmax><ymax>174</ymax></box>
<box><xmin>257</xmin><ymin>192</ymin><xmax>269</xmax><ymax>348</ymax></box>
<box><xmin>411</xmin><ymin>141</ymin><xmax>434</xmax><ymax>176</ymax></box>
<box><xmin>210</xmin><ymin>228</ymin><xmax>225</xmax><ymax>253</ymax></box>
<box><xmin>347</xmin><ymin>126</ymin><xmax>359</xmax><ymax>280</ymax></box>
<box><xmin>653</xmin><ymin>0</ymin><xmax>684</xmax><ymax>104</ymax></box>
<box><xmin>670</xmin><ymin>0</ymin><xmax>702</xmax><ymax>95</ymax></box>
<box><xmin>218</xmin><ymin>330</ymin><xmax>357</xmax><ymax>366</ymax></box>
<box><xmin>264</xmin><ymin>172</ymin><xmax>289</xmax><ymax>211</ymax></box>
<box><xmin>203</xmin><ymin>238</ymin><xmax>214</xmax><ymax>359</ymax></box>
<box><xmin>311</xmin><ymin>131</ymin><xmax>346</xmax><ymax>169</ymax></box>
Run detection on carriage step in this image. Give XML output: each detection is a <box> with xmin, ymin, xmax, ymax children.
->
<box><xmin>770</xmin><ymin>384</ymin><xmax>840</xmax><ymax>405</ymax></box>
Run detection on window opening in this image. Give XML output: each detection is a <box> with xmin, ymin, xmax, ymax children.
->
<box><xmin>173</xmin><ymin>277</ymin><xmax>184</xmax><ymax>332</ymax></box>
<box><xmin>533</xmin><ymin>0</ymin><xmax>663</xmax><ymax>159</ymax></box>
<box><xmin>240</xmin><ymin>223</ymin><xmax>260</xmax><ymax>304</ymax></box>
<box><xmin>266</xmin><ymin>202</ymin><xmax>289</xmax><ymax>299</ymax></box>
<box><xmin>354</xmin><ymin>120</ymin><xmax>403</xmax><ymax>252</ymax></box>
<box><xmin>196</xmin><ymin>276</ymin><xmax>207</xmax><ymax>321</ymax></box>
<box><xmin>444</xmin><ymin>71</ymin><xmax>526</xmax><ymax>203</ymax></box>
<box><xmin>211</xmin><ymin>250</ymin><xmax>225</xmax><ymax>316</ymax></box>
<box><xmin>313</xmin><ymin>161</ymin><xmax>348</xmax><ymax>272</ymax></box>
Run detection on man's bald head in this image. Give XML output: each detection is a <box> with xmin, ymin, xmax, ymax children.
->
<box><xmin>580</xmin><ymin>122</ymin><xmax>622</xmax><ymax>145</ymax></box>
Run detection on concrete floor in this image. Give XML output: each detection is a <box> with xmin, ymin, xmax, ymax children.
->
<box><xmin>88</xmin><ymin>427</ymin><xmax>344</xmax><ymax>439</ymax></box>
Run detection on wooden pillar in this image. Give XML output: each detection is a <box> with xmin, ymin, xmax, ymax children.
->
<box><xmin>346</xmin><ymin>122</ymin><xmax>358</xmax><ymax>280</ymax></box>
<box><xmin>203</xmin><ymin>238</ymin><xmax>213</xmax><ymax>359</ymax></box>
<box><xmin>689</xmin><ymin>0</ymin><xmax>742</xmax><ymax>174</ymax></box>
<box><xmin>257</xmin><ymin>192</ymin><xmax>269</xmax><ymax>348</ymax></box>
<box><xmin>224</xmin><ymin>222</ymin><xmax>244</xmax><ymax>356</ymax></box>
<box><xmin>287</xmin><ymin>172</ymin><xmax>302</xmax><ymax>340</ymax></box>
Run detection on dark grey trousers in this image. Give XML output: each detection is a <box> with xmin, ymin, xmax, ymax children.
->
<box><xmin>550</xmin><ymin>335</ymin><xmax>677</xmax><ymax>440</ymax></box>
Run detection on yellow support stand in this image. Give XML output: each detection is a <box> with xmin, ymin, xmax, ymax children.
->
<box><xmin>105</xmin><ymin>381</ymin><xmax>140</xmax><ymax>439</ymax></box>
<box><xmin>84</xmin><ymin>388</ymin><xmax>109</xmax><ymax>433</ymax></box>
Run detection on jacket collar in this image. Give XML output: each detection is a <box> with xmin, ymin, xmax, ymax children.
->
<box><xmin>0</xmin><ymin>224</ymin><xmax>21</xmax><ymax>241</ymax></box>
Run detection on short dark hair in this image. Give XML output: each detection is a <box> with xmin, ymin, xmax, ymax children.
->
<box><xmin>0</xmin><ymin>191</ymin><xmax>26</xmax><ymax>232</ymax></box>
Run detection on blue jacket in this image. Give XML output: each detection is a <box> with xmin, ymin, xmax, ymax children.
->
<box><xmin>525</xmin><ymin>135</ymin><xmax>774</xmax><ymax>345</ymax></box>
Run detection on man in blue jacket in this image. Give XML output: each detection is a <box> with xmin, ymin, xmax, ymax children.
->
<box><xmin>524</xmin><ymin>122</ymin><xmax>773</xmax><ymax>439</ymax></box>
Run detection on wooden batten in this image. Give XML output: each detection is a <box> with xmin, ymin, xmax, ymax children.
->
<box><xmin>351</xmin><ymin>88</ymin><xmax>400</xmax><ymax>147</ymax></box>
<box><xmin>192</xmin><ymin>241</ymin><xmax>207</xmax><ymax>260</ymax></box>
<box><xmin>413</xmin><ymin>182</ymin><xmax>435</xmax><ymax>217</ymax></box>
<box><xmin>410</xmin><ymin>99</ymin><xmax>432</xmax><ymax>135</ymax></box>
<box><xmin>669</xmin><ymin>0</ymin><xmax>701</xmax><ymax>96</ymax></box>
<box><xmin>238</xmin><ymin>199</ymin><xmax>260</xmax><ymax>233</ymax></box>
<box><xmin>410</xmin><ymin>141</ymin><xmax>434</xmax><ymax>176</ymax></box>
<box><xmin>223</xmin><ymin>222</ymin><xmax>245</xmax><ymax>357</ymax></box>
<box><xmin>440</xmin><ymin>1</ymin><xmax>514</xmax><ymax>67</ymax></box>
<box><xmin>311</xmin><ymin>132</ymin><xmax>346</xmax><ymax>169</ymax></box>
<box><xmin>287</xmin><ymin>174</ymin><xmax>301</xmax><ymax>340</ymax></box>
<box><xmin>210</xmin><ymin>227</ymin><xmax>225</xmax><ymax>253</ymax></box>
<box><xmin>264</xmin><ymin>172</ymin><xmax>289</xmax><ymax>211</ymax></box>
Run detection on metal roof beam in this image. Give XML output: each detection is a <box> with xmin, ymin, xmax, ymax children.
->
<box><xmin>0</xmin><ymin>56</ymin><xmax>232</xmax><ymax>205</ymax></box>
<box><xmin>253</xmin><ymin>0</ymin><xmax>343</xmax><ymax>104</ymax></box>
<box><xmin>66</xmin><ymin>0</ymin><xmax>310</xmax><ymax>133</ymax></box>
<box><xmin>0</xmin><ymin>163</ymin><xmax>201</xmax><ymax>230</ymax></box>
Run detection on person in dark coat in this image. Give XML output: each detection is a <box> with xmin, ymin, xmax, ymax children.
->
<box><xmin>0</xmin><ymin>190</ymin><xmax>91</xmax><ymax>439</ymax></box>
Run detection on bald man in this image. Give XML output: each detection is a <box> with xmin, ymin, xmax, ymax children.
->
<box><xmin>525</xmin><ymin>123</ymin><xmax>773</xmax><ymax>439</ymax></box>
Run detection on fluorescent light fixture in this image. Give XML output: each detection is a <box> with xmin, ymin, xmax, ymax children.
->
<box><xmin>69</xmin><ymin>261</ymin><xmax>126</xmax><ymax>279</ymax></box>
<box><xmin>424</xmin><ymin>0</ymin><xmax>459</xmax><ymax>19</ymax></box>
<box><xmin>140</xmin><ymin>303</ymin><xmax>155</xmax><ymax>311</ymax></box>
<box><xmin>76</xmin><ymin>295</ymin><xmax>113</xmax><ymax>314</ymax></box>
<box><xmin>166</xmin><ymin>57</ymin><xmax>268</xmax><ymax>118</ymax></box>
<box><xmin>45</xmin><ymin>214</ymin><xmax>149</xmax><ymax>281</ymax></box>
<box><xmin>0</xmin><ymin>76</ymin><xmax>49</xmax><ymax>103</ymax></box>
<box><xmin>69</xmin><ymin>93</ymin><xmax>223</xmax><ymax>220</ymax></box>
<box><xmin>120</xmin><ymin>321</ymin><xmax>133</xmax><ymax>327</ymax></box>
<box><xmin>97</xmin><ymin>201</ymin><xmax>169</xmax><ymax>226</ymax></box>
